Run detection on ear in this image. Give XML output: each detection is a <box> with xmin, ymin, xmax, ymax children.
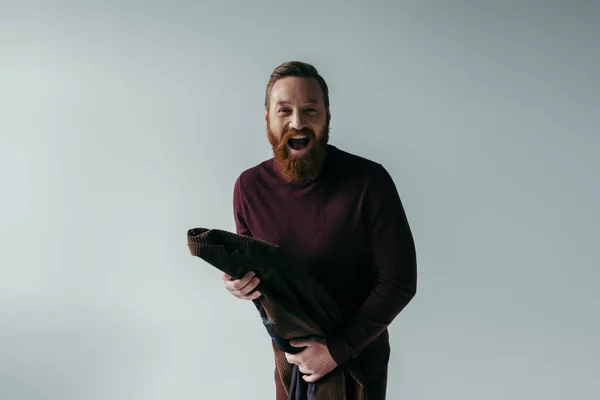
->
<box><xmin>326</xmin><ymin>107</ymin><xmax>331</xmax><ymax>123</ymax></box>
<box><xmin>264</xmin><ymin>108</ymin><xmax>269</xmax><ymax>122</ymax></box>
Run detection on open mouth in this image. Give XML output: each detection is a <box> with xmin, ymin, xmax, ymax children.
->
<box><xmin>287</xmin><ymin>135</ymin><xmax>311</xmax><ymax>151</ymax></box>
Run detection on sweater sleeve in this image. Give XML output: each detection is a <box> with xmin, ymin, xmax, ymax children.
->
<box><xmin>326</xmin><ymin>164</ymin><xmax>417</xmax><ymax>365</ymax></box>
<box><xmin>233</xmin><ymin>176</ymin><xmax>252</xmax><ymax>237</ymax></box>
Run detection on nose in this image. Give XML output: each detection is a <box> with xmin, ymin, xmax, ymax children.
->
<box><xmin>289</xmin><ymin>111</ymin><xmax>306</xmax><ymax>131</ymax></box>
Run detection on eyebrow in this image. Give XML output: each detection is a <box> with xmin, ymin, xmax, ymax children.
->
<box><xmin>275</xmin><ymin>99</ymin><xmax>319</xmax><ymax>106</ymax></box>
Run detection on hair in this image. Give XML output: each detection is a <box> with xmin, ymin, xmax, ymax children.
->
<box><xmin>264</xmin><ymin>61</ymin><xmax>330</xmax><ymax>110</ymax></box>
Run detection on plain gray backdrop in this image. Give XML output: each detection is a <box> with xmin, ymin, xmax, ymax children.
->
<box><xmin>1</xmin><ymin>1</ymin><xmax>599</xmax><ymax>399</ymax></box>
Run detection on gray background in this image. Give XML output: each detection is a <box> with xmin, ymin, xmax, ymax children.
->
<box><xmin>1</xmin><ymin>1</ymin><xmax>599</xmax><ymax>399</ymax></box>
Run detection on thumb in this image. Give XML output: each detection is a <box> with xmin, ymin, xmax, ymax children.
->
<box><xmin>290</xmin><ymin>338</ymin><xmax>312</xmax><ymax>347</ymax></box>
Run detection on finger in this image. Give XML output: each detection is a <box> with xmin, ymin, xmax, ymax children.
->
<box><xmin>299</xmin><ymin>366</ymin><xmax>311</xmax><ymax>375</ymax></box>
<box><xmin>290</xmin><ymin>339</ymin><xmax>312</xmax><ymax>347</ymax></box>
<box><xmin>239</xmin><ymin>277</ymin><xmax>261</xmax><ymax>296</ymax></box>
<box><xmin>226</xmin><ymin>272</ymin><xmax>255</xmax><ymax>291</ymax></box>
<box><xmin>285</xmin><ymin>355</ymin><xmax>302</xmax><ymax>366</ymax></box>
<box><xmin>236</xmin><ymin>272</ymin><xmax>258</xmax><ymax>290</ymax></box>
<box><xmin>284</xmin><ymin>353</ymin><xmax>295</xmax><ymax>364</ymax></box>
<box><xmin>222</xmin><ymin>273</ymin><xmax>232</xmax><ymax>281</ymax></box>
<box><xmin>239</xmin><ymin>290</ymin><xmax>262</xmax><ymax>300</ymax></box>
<box><xmin>303</xmin><ymin>373</ymin><xmax>320</xmax><ymax>383</ymax></box>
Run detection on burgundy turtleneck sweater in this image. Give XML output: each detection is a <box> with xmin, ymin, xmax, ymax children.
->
<box><xmin>232</xmin><ymin>144</ymin><xmax>417</xmax><ymax>365</ymax></box>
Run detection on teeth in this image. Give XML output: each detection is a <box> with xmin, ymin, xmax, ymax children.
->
<box><xmin>292</xmin><ymin>135</ymin><xmax>307</xmax><ymax>139</ymax></box>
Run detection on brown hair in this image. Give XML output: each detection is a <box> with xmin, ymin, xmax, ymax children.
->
<box><xmin>264</xmin><ymin>61</ymin><xmax>330</xmax><ymax>109</ymax></box>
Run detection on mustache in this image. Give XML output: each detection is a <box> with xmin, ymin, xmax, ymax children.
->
<box><xmin>283</xmin><ymin>127</ymin><xmax>315</xmax><ymax>140</ymax></box>
<box><xmin>277</xmin><ymin>127</ymin><xmax>315</xmax><ymax>150</ymax></box>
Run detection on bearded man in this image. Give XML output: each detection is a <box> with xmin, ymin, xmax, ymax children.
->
<box><xmin>223</xmin><ymin>61</ymin><xmax>417</xmax><ymax>400</ymax></box>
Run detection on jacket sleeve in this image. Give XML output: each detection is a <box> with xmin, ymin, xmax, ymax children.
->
<box><xmin>233</xmin><ymin>175</ymin><xmax>253</xmax><ymax>237</ymax></box>
<box><xmin>326</xmin><ymin>164</ymin><xmax>417</xmax><ymax>365</ymax></box>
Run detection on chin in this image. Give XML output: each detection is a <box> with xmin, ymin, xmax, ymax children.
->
<box><xmin>267</xmin><ymin>121</ymin><xmax>330</xmax><ymax>182</ymax></box>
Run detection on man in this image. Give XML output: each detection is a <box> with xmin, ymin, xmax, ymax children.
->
<box><xmin>223</xmin><ymin>61</ymin><xmax>417</xmax><ymax>399</ymax></box>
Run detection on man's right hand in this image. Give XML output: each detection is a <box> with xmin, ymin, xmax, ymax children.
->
<box><xmin>222</xmin><ymin>271</ymin><xmax>262</xmax><ymax>300</ymax></box>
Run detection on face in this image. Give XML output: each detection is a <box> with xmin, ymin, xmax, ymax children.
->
<box><xmin>266</xmin><ymin>76</ymin><xmax>330</xmax><ymax>182</ymax></box>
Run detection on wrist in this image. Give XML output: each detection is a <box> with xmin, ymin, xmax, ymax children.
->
<box><xmin>326</xmin><ymin>336</ymin><xmax>352</xmax><ymax>366</ymax></box>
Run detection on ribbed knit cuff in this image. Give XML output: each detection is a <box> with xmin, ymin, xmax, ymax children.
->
<box><xmin>186</xmin><ymin>228</ymin><xmax>210</xmax><ymax>257</ymax></box>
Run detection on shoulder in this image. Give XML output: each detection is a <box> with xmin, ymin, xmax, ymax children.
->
<box><xmin>328</xmin><ymin>146</ymin><xmax>402</xmax><ymax>212</ymax></box>
<box><xmin>233</xmin><ymin>157</ymin><xmax>274</xmax><ymax>196</ymax></box>
<box><xmin>235</xmin><ymin>159</ymin><xmax>271</xmax><ymax>184</ymax></box>
<box><xmin>330</xmin><ymin>148</ymin><xmax>408</xmax><ymax>224</ymax></box>
<box><xmin>328</xmin><ymin>145</ymin><xmax>391</xmax><ymax>184</ymax></box>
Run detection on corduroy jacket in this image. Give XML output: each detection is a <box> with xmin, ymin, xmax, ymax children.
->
<box><xmin>187</xmin><ymin>227</ymin><xmax>365</xmax><ymax>400</ymax></box>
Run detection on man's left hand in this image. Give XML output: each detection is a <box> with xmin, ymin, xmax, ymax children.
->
<box><xmin>285</xmin><ymin>337</ymin><xmax>338</xmax><ymax>382</ymax></box>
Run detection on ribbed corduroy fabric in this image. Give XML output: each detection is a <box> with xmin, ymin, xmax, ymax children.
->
<box><xmin>187</xmin><ymin>227</ymin><xmax>365</xmax><ymax>400</ymax></box>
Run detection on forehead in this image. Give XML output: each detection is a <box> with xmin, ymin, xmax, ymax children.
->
<box><xmin>269</xmin><ymin>76</ymin><xmax>324</xmax><ymax>106</ymax></box>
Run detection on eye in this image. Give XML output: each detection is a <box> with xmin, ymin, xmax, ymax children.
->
<box><xmin>304</xmin><ymin>108</ymin><xmax>317</xmax><ymax>114</ymax></box>
<box><xmin>278</xmin><ymin>108</ymin><xmax>291</xmax><ymax>114</ymax></box>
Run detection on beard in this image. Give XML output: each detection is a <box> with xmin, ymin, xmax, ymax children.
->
<box><xmin>267</xmin><ymin>119</ymin><xmax>330</xmax><ymax>183</ymax></box>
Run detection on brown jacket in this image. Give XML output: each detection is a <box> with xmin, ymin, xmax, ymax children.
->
<box><xmin>187</xmin><ymin>227</ymin><xmax>365</xmax><ymax>400</ymax></box>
